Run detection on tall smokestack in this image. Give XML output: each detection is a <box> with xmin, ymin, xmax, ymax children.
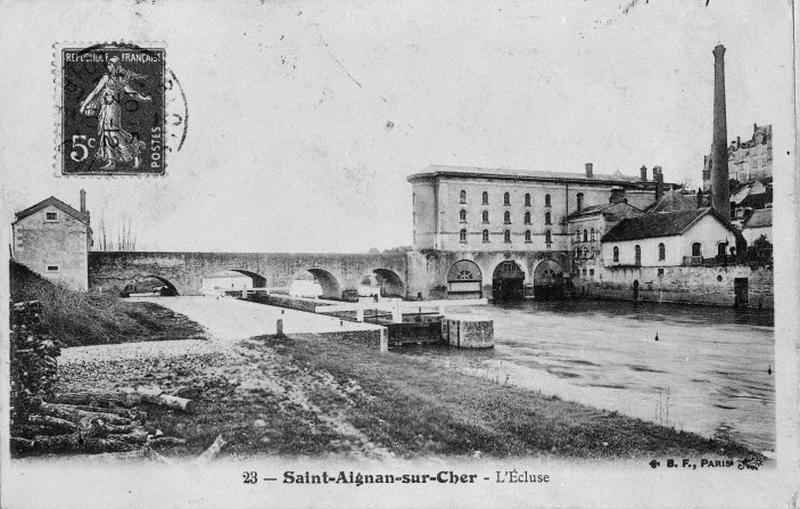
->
<box><xmin>79</xmin><ymin>189</ymin><xmax>86</xmax><ymax>213</ymax></box>
<box><xmin>655</xmin><ymin>170</ymin><xmax>664</xmax><ymax>201</ymax></box>
<box><xmin>585</xmin><ymin>162</ymin><xmax>593</xmax><ymax>178</ymax></box>
<box><xmin>710</xmin><ymin>44</ymin><xmax>730</xmax><ymax>219</ymax></box>
<box><xmin>640</xmin><ymin>165</ymin><xmax>647</xmax><ymax>181</ymax></box>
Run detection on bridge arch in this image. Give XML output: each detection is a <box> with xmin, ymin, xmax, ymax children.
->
<box><xmin>373</xmin><ymin>268</ymin><xmax>405</xmax><ymax>298</ymax></box>
<box><xmin>228</xmin><ymin>269</ymin><xmax>267</xmax><ymax>288</ymax></box>
<box><xmin>533</xmin><ymin>259</ymin><xmax>564</xmax><ymax>300</ymax></box>
<box><xmin>121</xmin><ymin>274</ymin><xmax>180</xmax><ymax>296</ymax></box>
<box><xmin>492</xmin><ymin>260</ymin><xmax>525</xmax><ymax>302</ymax></box>
<box><xmin>307</xmin><ymin>268</ymin><xmax>342</xmax><ymax>300</ymax></box>
<box><xmin>447</xmin><ymin>259</ymin><xmax>483</xmax><ymax>298</ymax></box>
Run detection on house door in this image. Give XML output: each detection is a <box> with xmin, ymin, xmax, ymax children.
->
<box><xmin>632</xmin><ymin>280</ymin><xmax>640</xmax><ymax>301</ymax></box>
<box><xmin>734</xmin><ymin>278</ymin><xmax>749</xmax><ymax>308</ymax></box>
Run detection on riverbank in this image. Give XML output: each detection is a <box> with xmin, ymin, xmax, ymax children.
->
<box><xmin>56</xmin><ymin>329</ymin><xmax>759</xmax><ymax>460</ymax></box>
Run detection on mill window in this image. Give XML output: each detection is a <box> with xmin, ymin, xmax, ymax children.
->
<box><xmin>590</xmin><ymin>228</ymin><xmax>595</xmax><ymax>241</ymax></box>
<box><xmin>524</xmin><ymin>211</ymin><xmax>531</xmax><ymax>225</ymax></box>
<box><xmin>459</xmin><ymin>229</ymin><xmax>467</xmax><ymax>243</ymax></box>
<box><xmin>576</xmin><ymin>193</ymin><xmax>584</xmax><ymax>211</ymax></box>
<box><xmin>504</xmin><ymin>211</ymin><xmax>511</xmax><ymax>224</ymax></box>
<box><xmin>658</xmin><ymin>242</ymin><xmax>666</xmax><ymax>261</ymax></box>
<box><xmin>459</xmin><ymin>190</ymin><xmax>467</xmax><ymax>203</ymax></box>
<box><xmin>544</xmin><ymin>194</ymin><xmax>551</xmax><ymax>207</ymax></box>
<box><xmin>45</xmin><ymin>212</ymin><xmax>58</xmax><ymax>221</ymax></box>
<box><xmin>583</xmin><ymin>229</ymin><xmax>588</xmax><ymax>242</ymax></box>
<box><xmin>482</xmin><ymin>229</ymin><xmax>490</xmax><ymax>243</ymax></box>
<box><xmin>459</xmin><ymin>209</ymin><xmax>467</xmax><ymax>222</ymax></box>
<box><xmin>504</xmin><ymin>230</ymin><xmax>511</xmax><ymax>243</ymax></box>
<box><xmin>524</xmin><ymin>230</ymin><xmax>531</xmax><ymax>243</ymax></box>
<box><xmin>692</xmin><ymin>242</ymin><xmax>702</xmax><ymax>257</ymax></box>
<box><xmin>545</xmin><ymin>212</ymin><xmax>551</xmax><ymax>225</ymax></box>
<box><xmin>482</xmin><ymin>191</ymin><xmax>489</xmax><ymax>205</ymax></box>
<box><xmin>47</xmin><ymin>265</ymin><xmax>59</xmax><ymax>272</ymax></box>
<box><xmin>524</xmin><ymin>193</ymin><xmax>531</xmax><ymax>207</ymax></box>
<box><xmin>613</xmin><ymin>246</ymin><xmax>619</xmax><ymax>262</ymax></box>
<box><xmin>503</xmin><ymin>192</ymin><xmax>510</xmax><ymax>206</ymax></box>
<box><xmin>482</xmin><ymin>210</ymin><xmax>489</xmax><ymax>223</ymax></box>
<box><xmin>634</xmin><ymin>245</ymin><xmax>641</xmax><ymax>266</ymax></box>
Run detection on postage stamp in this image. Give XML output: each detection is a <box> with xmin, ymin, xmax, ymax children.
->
<box><xmin>58</xmin><ymin>44</ymin><xmax>167</xmax><ymax>175</ymax></box>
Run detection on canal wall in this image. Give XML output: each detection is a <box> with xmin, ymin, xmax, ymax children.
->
<box><xmin>576</xmin><ymin>265</ymin><xmax>773</xmax><ymax>309</ymax></box>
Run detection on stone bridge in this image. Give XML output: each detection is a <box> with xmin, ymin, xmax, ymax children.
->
<box><xmin>88</xmin><ymin>251</ymin><xmax>409</xmax><ymax>299</ymax></box>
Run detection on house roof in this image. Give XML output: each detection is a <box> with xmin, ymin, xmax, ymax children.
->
<box><xmin>408</xmin><ymin>164</ymin><xmax>672</xmax><ymax>188</ymax></box>
<box><xmin>742</xmin><ymin>208</ymin><xmax>772</xmax><ymax>229</ymax></box>
<box><xmin>601</xmin><ymin>208</ymin><xmax>738</xmax><ymax>243</ymax></box>
<box><xmin>13</xmin><ymin>196</ymin><xmax>90</xmax><ymax>225</ymax></box>
<box><xmin>566</xmin><ymin>201</ymin><xmax>643</xmax><ymax>220</ymax></box>
<box><xmin>646</xmin><ymin>189</ymin><xmax>699</xmax><ymax>214</ymax></box>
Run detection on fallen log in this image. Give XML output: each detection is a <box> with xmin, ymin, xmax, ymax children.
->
<box><xmin>192</xmin><ymin>434</ymin><xmax>227</xmax><ymax>465</ymax></box>
<box><xmin>39</xmin><ymin>402</ymin><xmax>132</xmax><ymax>426</ymax></box>
<box><xmin>149</xmin><ymin>436</ymin><xmax>187</xmax><ymax>448</ymax></box>
<box><xmin>52</xmin><ymin>390</ymin><xmax>141</xmax><ymax>408</ymax></box>
<box><xmin>27</xmin><ymin>414</ymin><xmax>78</xmax><ymax>434</ymax></box>
<box><xmin>10</xmin><ymin>437</ymin><xmax>36</xmax><ymax>454</ymax></box>
<box><xmin>136</xmin><ymin>387</ymin><xmax>195</xmax><ymax>414</ymax></box>
<box><xmin>30</xmin><ymin>435</ymin><xmax>138</xmax><ymax>454</ymax></box>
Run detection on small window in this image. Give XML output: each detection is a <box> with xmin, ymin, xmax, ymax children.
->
<box><xmin>545</xmin><ymin>229</ymin><xmax>552</xmax><ymax>246</ymax></box>
<box><xmin>524</xmin><ymin>230</ymin><xmax>532</xmax><ymax>243</ymax></box>
<box><xmin>583</xmin><ymin>229</ymin><xmax>588</xmax><ymax>242</ymax></box>
<box><xmin>575</xmin><ymin>247</ymin><xmax>581</xmax><ymax>258</ymax></box>
<box><xmin>459</xmin><ymin>229</ymin><xmax>467</xmax><ymax>243</ymax></box>
<box><xmin>524</xmin><ymin>211</ymin><xmax>531</xmax><ymax>225</ymax></box>
<box><xmin>45</xmin><ymin>212</ymin><xmax>58</xmax><ymax>221</ymax></box>
<box><xmin>613</xmin><ymin>246</ymin><xmax>619</xmax><ymax>262</ymax></box>
<box><xmin>751</xmin><ymin>159</ymin><xmax>757</xmax><ymax>169</ymax></box>
<box><xmin>482</xmin><ymin>210</ymin><xmax>489</xmax><ymax>223</ymax></box>
<box><xmin>658</xmin><ymin>242</ymin><xmax>666</xmax><ymax>261</ymax></box>
<box><xmin>459</xmin><ymin>190</ymin><xmax>467</xmax><ymax>203</ymax></box>
<box><xmin>412</xmin><ymin>193</ymin><xmax>416</xmax><ymax>205</ymax></box>
<box><xmin>524</xmin><ymin>193</ymin><xmax>531</xmax><ymax>207</ymax></box>
<box><xmin>459</xmin><ymin>209</ymin><xmax>467</xmax><ymax>222</ymax></box>
<box><xmin>575</xmin><ymin>231</ymin><xmax>581</xmax><ymax>243</ymax></box>
<box><xmin>482</xmin><ymin>229</ymin><xmax>490</xmax><ymax>243</ymax></box>
<box><xmin>504</xmin><ymin>211</ymin><xmax>511</xmax><ymax>224</ymax></box>
<box><xmin>47</xmin><ymin>265</ymin><xmax>59</xmax><ymax>272</ymax></box>
<box><xmin>590</xmin><ymin>228</ymin><xmax>595</xmax><ymax>242</ymax></box>
<box><xmin>692</xmin><ymin>242</ymin><xmax>702</xmax><ymax>257</ymax></box>
<box><xmin>482</xmin><ymin>191</ymin><xmax>489</xmax><ymax>205</ymax></box>
<box><xmin>503</xmin><ymin>192</ymin><xmax>510</xmax><ymax>206</ymax></box>
<box><xmin>634</xmin><ymin>245</ymin><xmax>641</xmax><ymax>265</ymax></box>
<box><xmin>576</xmin><ymin>193</ymin><xmax>584</xmax><ymax>211</ymax></box>
<box><xmin>504</xmin><ymin>229</ymin><xmax>511</xmax><ymax>243</ymax></box>
<box><xmin>413</xmin><ymin>212</ymin><xmax>416</xmax><ymax>225</ymax></box>
<box><xmin>657</xmin><ymin>268</ymin><xmax>664</xmax><ymax>277</ymax></box>
<box><xmin>545</xmin><ymin>212</ymin><xmax>551</xmax><ymax>225</ymax></box>
<box><xmin>589</xmin><ymin>269</ymin><xmax>595</xmax><ymax>277</ymax></box>
<box><xmin>544</xmin><ymin>194</ymin><xmax>551</xmax><ymax>207</ymax></box>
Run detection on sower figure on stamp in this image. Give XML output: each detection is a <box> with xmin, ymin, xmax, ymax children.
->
<box><xmin>79</xmin><ymin>55</ymin><xmax>151</xmax><ymax>170</ymax></box>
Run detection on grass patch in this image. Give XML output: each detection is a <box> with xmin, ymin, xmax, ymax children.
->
<box><xmin>10</xmin><ymin>261</ymin><xmax>204</xmax><ymax>346</ymax></box>
<box><xmin>272</xmin><ymin>333</ymin><xmax>758</xmax><ymax>459</ymax></box>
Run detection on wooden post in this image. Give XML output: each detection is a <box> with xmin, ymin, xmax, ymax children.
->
<box><xmin>276</xmin><ymin>319</ymin><xmax>284</xmax><ymax>338</ymax></box>
<box><xmin>356</xmin><ymin>308</ymin><xmax>364</xmax><ymax>322</ymax></box>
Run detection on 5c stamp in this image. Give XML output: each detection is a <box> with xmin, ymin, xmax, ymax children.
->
<box><xmin>56</xmin><ymin>43</ymin><xmax>186</xmax><ymax>176</ymax></box>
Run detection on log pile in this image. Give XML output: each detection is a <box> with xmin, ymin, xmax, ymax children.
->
<box><xmin>10</xmin><ymin>300</ymin><xmax>195</xmax><ymax>457</ymax></box>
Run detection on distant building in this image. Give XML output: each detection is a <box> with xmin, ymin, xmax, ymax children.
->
<box><xmin>567</xmin><ymin>200</ymin><xmax>644</xmax><ymax>282</ymax></box>
<box><xmin>730</xmin><ymin>180</ymin><xmax>772</xmax><ymax>227</ymax></box>
<box><xmin>407</xmin><ymin>163</ymin><xmax>674</xmax><ymax>300</ymax></box>
<box><xmin>601</xmin><ymin>208</ymin><xmax>741</xmax><ymax>268</ymax></box>
<box><xmin>741</xmin><ymin>208</ymin><xmax>772</xmax><ymax>245</ymax></box>
<box><xmin>11</xmin><ymin>192</ymin><xmax>92</xmax><ymax>291</ymax></box>
<box><xmin>703</xmin><ymin>124</ymin><xmax>773</xmax><ymax>190</ymax></box>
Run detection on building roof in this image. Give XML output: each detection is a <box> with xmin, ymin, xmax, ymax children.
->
<box><xmin>645</xmin><ymin>189</ymin><xmax>699</xmax><ymax>214</ymax></box>
<box><xmin>13</xmin><ymin>196</ymin><xmax>90</xmax><ymax>225</ymax></box>
<box><xmin>566</xmin><ymin>201</ymin><xmax>643</xmax><ymax>220</ymax></box>
<box><xmin>407</xmin><ymin>164</ymin><xmax>671</xmax><ymax>188</ymax></box>
<box><xmin>742</xmin><ymin>208</ymin><xmax>772</xmax><ymax>229</ymax></box>
<box><xmin>601</xmin><ymin>208</ymin><xmax>737</xmax><ymax>243</ymax></box>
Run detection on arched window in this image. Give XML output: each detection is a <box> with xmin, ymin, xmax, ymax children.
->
<box><xmin>692</xmin><ymin>242</ymin><xmax>702</xmax><ymax>257</ymax></box>
<box><xmin>545</xmin><ymin>212</ymin><xmax>551</xmax><ymax>225</ymax></box>
<box><xmin>459</xmin><ymin>209</ymin><xmax>467</xmax><ymax>222</ymax></box>
<box><xmin>524</xmin><ymin>211</ymin><xmax>531</xmax><ymax>225</ymax></box>
<box><xmin>576</xmin><ymin>192</ymin><xmax>584</xmax><ymax>211</ymax></box>
<box><xmin>504</xmin><ymin>229</ymin><xmax>511</xmax><ymax>243</ymax></box>
<box><xmin>482</xmin><ymin>229</ymin><xmax>490</xmax><ymax>243</ymax></box>
<box><xmin>524</xmin><ymin>193</ymin><xmax>531</xmax><ymax>206</ymax></box>
<box><xmin>504</xmin><ymin>211</ymin><xmax>511</xmax><ymax>224</ymax></box>
<box><xmin>459</xmin><ymin>229</ymin><xmax>467</xmax><ymax>243</ymax></box>
<box><xmin>545</xmin><ymin>229</ymin><xmax>552</xmax><ymax>245</ymax></box>
<box><xmin>544</xmin><ymin>194</ymin><xmax>551</xmax><ymax>207</ymax></box>
<box><xmin>482</xmin><ymin>191</ymin><xmax>489</xmax><ymax>205</ymax></box>
<box><xmin>575</xmin><ymin>247</ymin><xmax>581</xmax><ymax>258</ymax></box>
<box><xmin>575</xmin><ymin>231</ymin><xmax>581</xmax><ymax>243</ymax></box>
<box><xmin>658</xmin><ymin>242</ymin><xmax>666</xmax><ymax>261</ymax></box>
<box><xmin>459</xmin><ymin>190</ymin><xmax>467</xmax><ymax>203</ymax></box>
<box><xmin>482</xmin><ymin>210</ymin><xmax>489</xmax><ymax>223</ymax></box>
<box><xmin>613</xmin><ymin>246</ymin><xmax>620</xmax><ymax>262</ymax></box>
<box><xmin>590</xmin><ymin>228</ymin><xmax>595</xmax><ymax>241</ymax></box>
<box><xmin>634</xmin><ymin>244</ymin><xmax>641</xmax><ymax>266</ymax></box>
<box><xmin>583</xmin><ymin>229</ymin><xmax>588</xmax><ymax>242</ymax></box>
<box><xmin>503</xmin><ymin>192</ymin><xmax>510</xmax><ymax>206</ymax></box>
<box><xmin>524</xmin><ymin>230</ymin><xmax>531</xmax><ymax>243</ymax></box>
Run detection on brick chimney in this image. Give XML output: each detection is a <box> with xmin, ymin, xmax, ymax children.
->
<box><xmin>640</xmin><ymin>165</ymin><xmax>647</xmax><ymax>181</ymax></box>
<box><xmin>655</xmin><ymin>170</ymin><xmax>664</xmax><ymax>201</ymax></box>
<box><xmin>710</xmin><ymin>44</ymin><xmax>731</xmax><ymax>219</ymax></box>
<box><xmin>585</xmin><ymin>162</ymin><xmax>593</xmax><ymax>178</ymax></box>
<box><xmin>80</xmin><ymin>189</ymin><xmax>86</xmax><ymax>213</ymax></box>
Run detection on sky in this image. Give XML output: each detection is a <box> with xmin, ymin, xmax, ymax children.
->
<box><xmin>0</xmin><ymin>0</ymin><xmax>794</xmax><ymax>253</ymax></box>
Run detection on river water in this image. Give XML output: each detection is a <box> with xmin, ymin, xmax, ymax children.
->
<box><xmin>410</xmin><ymin>299</ymin><xmax>774</xmax><ymax>453</ymax></box>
